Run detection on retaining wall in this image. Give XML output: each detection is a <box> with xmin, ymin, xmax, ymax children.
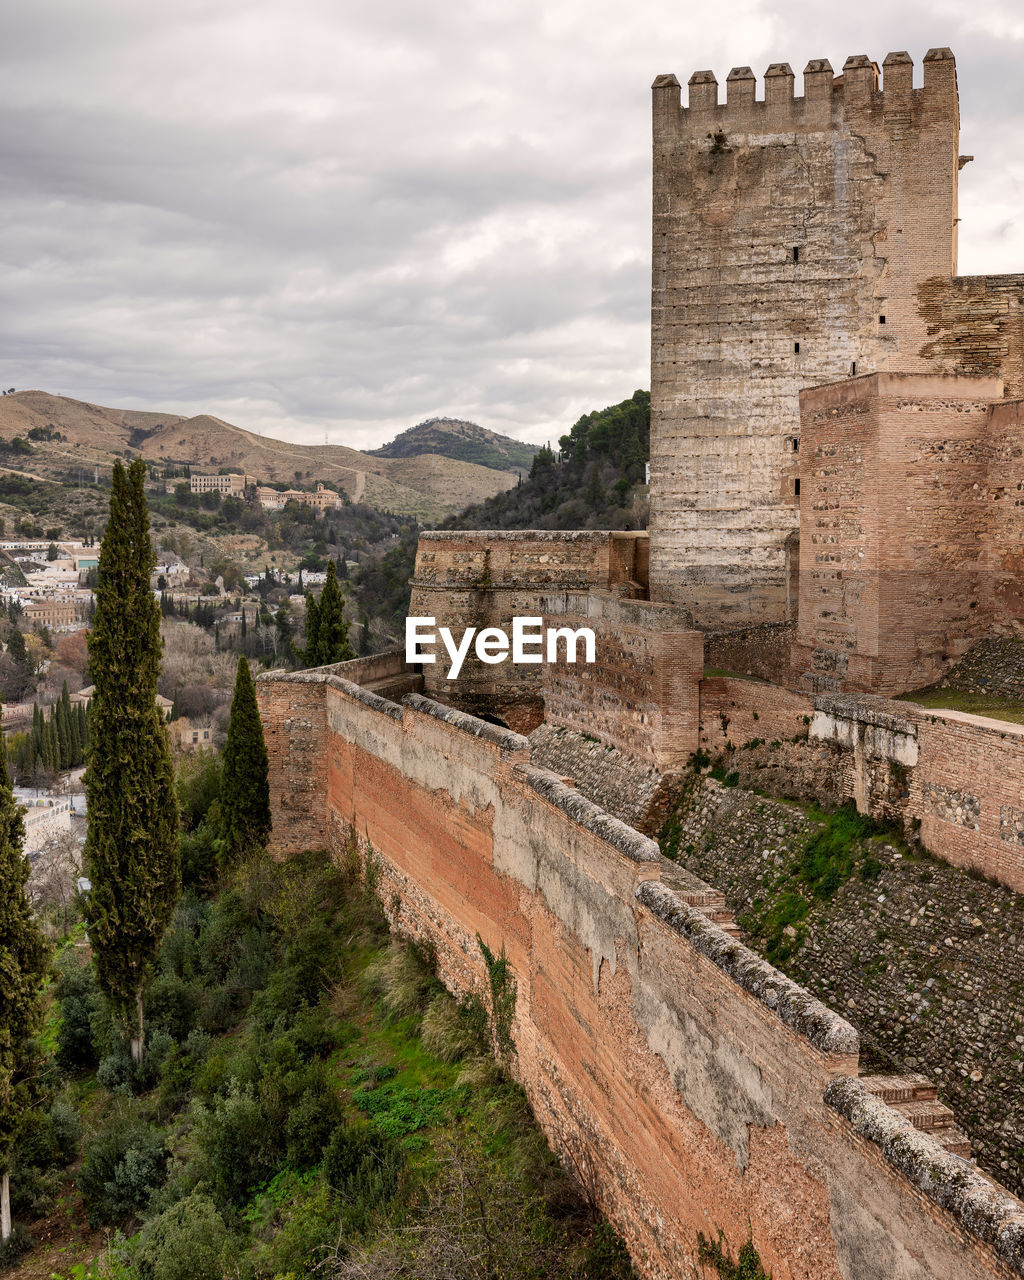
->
<box><xmin>258</xmin><ymin>666</ymin><xmax>1024</xmax><ymax>1279</ymax></box>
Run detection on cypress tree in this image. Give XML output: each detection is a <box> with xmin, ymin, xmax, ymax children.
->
<box><xmin>303</xmin><ymin>561</ymin><xmax>352</xmax><ymax>667</ymax></box>
<box><xmin>68</xmin><ymin>701</ymin><xmax>83</xmax><ymax>767</ymax></box>
<box><xmin>219</xmin><ymin>656</ymin><xmax>271</xmax><ymax>864</ymax></box>
<box><xmin>0</xmin><ymin>718</ymin><xmax>48</xmax><ymax>1242</ymax></box>
<box><xmin>6</xmin><ymin>630</ymin><xmax>27</xmax><ymax>670</ymax></box>
<box><xmin>84</xmin><ymin>460</ymin><xmax>179</xmax><ymax>1065</ymax></box>
<box><xmin>302</xmin><ymin>591</ymin><xmax>320</xmax><ymax>666</ymax></box>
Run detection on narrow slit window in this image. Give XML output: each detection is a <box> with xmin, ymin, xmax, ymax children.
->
<box><xmin>795</xmin><ymin>479</ymin><xmax>801</xmax><ymax>497</ymax></box>
<box><xmin>793</xmin><ymin>246</ymin><xmax>800</xmax><ymax>263</ymax></box>
<box><xmin>879</xmin><ymin>315</ymin><xmax>886</xmax><ymax>324</ymax></box>
<box><xmin>794</xmin><ymin>341</ymin><xmax>800</xmax><ymax>353</ymax></box>
<box><xmin>792</xmin><ymin>438</ymin><xmax>799</xmax><ymax>452</ymax></box>
<box><xmin>851</xmin><ymin>361</ymin><xmax>857</xmax><ymax>375</ymax></box>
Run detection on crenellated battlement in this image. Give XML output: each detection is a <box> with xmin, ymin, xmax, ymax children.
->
<box><xmin>652</xmin><ymin>47</ymin><xmax>957</xmax><ymax>131</ymax></box>
<box><xmin>650</xmin><ymin>46</ymin><xmax>968</xmax><ymax>623</ymax></box>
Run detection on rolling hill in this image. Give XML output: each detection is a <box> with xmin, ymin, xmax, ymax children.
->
<box><xmin>368</xmin><ymin>416</ymin><xmax>538</xmax><ymax>474</ymax></box>
<box><xmin>0</xmin><ymin>392</ymin><xmax>518</xmax><ymax>522</ymax></box>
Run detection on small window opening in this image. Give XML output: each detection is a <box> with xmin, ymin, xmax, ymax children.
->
<box><xmin>851</xmin><ymin>361</ymin><xmax>857</xmax><ymax>376</ymax></box>
<box><xmin>793</xmin><ymin>246</ymin><xmax>800</xmax><ymax>263</ymax></box>
<box><xmin>794</xmin><ymin>341</ymin><xmax>800</xmax><ymax>354</ymax></box>
<box><xmin>795</xmin><ymin>479</ymin><xmax>801</xmax><ymax>497</ymax></box>
<box><xmin>879</xmin><ymin>315</ymin><xmax>886</xmax><ymax>324</ymax></box>
<box><xmin>792</xmin><ymin>438</ymin><xmax>799</xmax><ymax>452</ymax></box>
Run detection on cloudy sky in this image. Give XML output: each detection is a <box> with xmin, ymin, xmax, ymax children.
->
<box><xmin>2</xmin><ymin>1</ymin><xmax>1022</xmax><ymax>450</ymax></box>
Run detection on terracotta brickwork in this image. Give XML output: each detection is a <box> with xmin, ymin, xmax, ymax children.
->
<box><xmin>541</xmin><ymin>590</ymin><xmax>702</xmax><ymax>770</ymax></box>
<box><xmin>699</xmin><ymin>676</ymin><xmax>815</xmax><ymax>753</ymax></box>
<box><xmin>257</xmin><ymin>668</ymin><xmax>1024</xmax><ymax>1279</ymax></box>
<box><xmin>650</xmin><ymin>50</ymin><xmax>1024</xmax><ymax>626</ymax></box>
<box><xmin>408</xmin><ymin>530</ymin><xmax>651</xmax><ymax>721</ymax></box>
<box><xmin>793</xmin><ymin>373</ymin><xmax>1023</xmax><ymax>694</ymax></box>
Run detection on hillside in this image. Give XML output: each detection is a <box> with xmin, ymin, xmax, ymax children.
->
<box><xmin>368</xmin><ymin>416</ymin><xmax>539</xmax><ymax>475</ymax></box>
<box><xmin>446</xmin><ymin>390</ymin><xmax>649</xmax><ymax>532</ymax></box>
<box><xmin>352</xmin><ymin>392</ymin><xmax>651</xmax><ymax>638</ymax></box>
<box><xmin>0</xmin><ymin>392</ymin><xmax>516</xmax><ymax>521</ymax></box>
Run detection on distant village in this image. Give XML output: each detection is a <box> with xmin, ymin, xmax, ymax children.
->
<box><xmin>188</xmin><ymin>471</ymin><xmax>344</xmax><ymax>513</ymax></box>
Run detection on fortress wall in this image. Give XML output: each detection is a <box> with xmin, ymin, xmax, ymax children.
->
<box><xmin>814</xmin><ymin>694</ymin><xmax>1024</xmax><ymax>893</ymax></box>
<box><xmin>540</xmin><ymin>590</ymin><xmax>702</xmax><ymax>770</ymax></box>
<box><xmin>987</xmin><ymin>399</ymin><xmax>1024</xmax><ymax>626</ymax></box>
<box><xmin>649</xmin><ymin>52</ymin><xmax>963</xmax><ymax>625</ymax></box>
<box><xmin>700</xmin><ymin>676</ymin><xmax>816</xmax><ymax>754</ymax></box>
<box><xmin>258</xmin><ymin>667</ymin><xmax>1024</xmax><ymax>1280</ymax></box>
<box><xmin>795</xmin><ymin>373</ymin><xmax>1005</xmax><ymax>694</ymax></box>
<box><xmin>408</xmin><ymin>530</ymin><xmax>649</xmax><ymax>726</ymax></box>
<box><xmin>320</xmin><ymin>647</ymin><xmax>423</xmax><ymax>699</ymax></box>
<box><xmin>259</xmin><ymin>671</ymin><xmax>332</xmax><ymax>855</ymax></box>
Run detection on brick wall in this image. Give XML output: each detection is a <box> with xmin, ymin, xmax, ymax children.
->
<box><xmin>813</xmin><ymin>694</ymin><xmax>1024</xmax><ymax>893</ymax></box>
<box><xmin>541</xmin><ymin>591</ymin><xmax>702</xmax><ymax>770</ymax></box>
<box><xmin>794</xmin><ymin>373</ymin><xmax>1009</xmax><ymax>694</ymax></box>
<box><xmin>257</xmin><ymin>668</ymin><xmax>1024</xmax><ymax>1279</ymax></box>
<box><xmin>408</xmin><ymin>530</ymin><xmax>651</xmax><ymax>721</ymax></box>
<box><xmin>700</xmin><ymin>677</ymin><xmax>815</xmax><ymax>754</ymax></box>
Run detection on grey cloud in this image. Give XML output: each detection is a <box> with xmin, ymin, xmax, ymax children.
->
<box><xmin>1</xmin><ymin>0</ymin><xmax>1022</xmax><ymax>450</ymax></box>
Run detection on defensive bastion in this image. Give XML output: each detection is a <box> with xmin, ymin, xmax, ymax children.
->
<box><xmin>256</xmin><ymin>45</ymin><xmax>1024</xmax><ymax>1280</ymax></box>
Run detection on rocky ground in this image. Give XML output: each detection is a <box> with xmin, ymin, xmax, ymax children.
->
<box><xmin>934</xmin><ymin>636</ymin><xmax>1024</xmax><ymax>700</ymax></box>
<box><xmin>664</xmin><ymin>776</ymin><xmax>1024</xmax><ymax>1196</ymax></box>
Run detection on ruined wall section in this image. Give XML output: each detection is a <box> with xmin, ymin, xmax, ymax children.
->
<box><xmin>257</xmin><ymin>668</ymin><xmax>1024</xmax><ymax>1280</ymax></box>
<box><xmin>408</xmin><ymin>530</ymin><xmax>650</xmax><ymax>728</ymax></box>
<box><xmin>813</xmin><ymin>694</ymin><xmax>1024</xmax><ymax>893</ymax></box>
<box><xmin>650</xmin><ymin>51</ymin><xmax>964</xmax><ymax>625</ymax></box>
<box><xmin>540</xmin><ymin>590</ymin><xmax>702</xmax><ymax>770</ymax></box>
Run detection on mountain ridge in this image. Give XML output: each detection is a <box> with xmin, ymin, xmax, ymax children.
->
<box><xmin>0</xmin><ymin>392</ymin><xmax>517</xmax><ymax>521</ymax></box>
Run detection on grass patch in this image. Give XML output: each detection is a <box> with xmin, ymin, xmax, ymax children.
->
<box><xmin>899</xmin><ymin>688</ymin><xmax>1024</xmax><ymax>726</ymax></box>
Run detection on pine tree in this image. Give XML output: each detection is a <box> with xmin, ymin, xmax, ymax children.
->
<box><xmin>84</xmin><ymin>460</ymin><xmax>180</xmax><ymax>1065</ymax></box>
<box><xmin>219</xmin><ymin>656</ymin><xmax>271</xmax><ymax>864</ymax></box>
<box><xmin>0</xmin><ymin>720</ymin><xmax>48</xmax><ymax>1242</ymax></box>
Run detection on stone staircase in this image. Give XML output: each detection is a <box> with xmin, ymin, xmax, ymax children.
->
<box><xmin>859</xmin><ymin>1073</ymin><xmax>971</xmax><ymax>1157</ymax></box>
<box><xmin>660</xmin><ymin>864</ymin><xmax>742</xmax><ymax>938</ymax></box>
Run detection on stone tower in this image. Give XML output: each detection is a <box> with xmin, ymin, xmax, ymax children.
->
<box><xmin>649</xmin><ymin>50</ymin><xmax>983</xmax><ymax>625</ymax></box>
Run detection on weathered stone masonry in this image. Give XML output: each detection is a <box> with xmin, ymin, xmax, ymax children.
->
<box><xmin>258</xmin><ymin>665</ymin><xmax>1024</xmax><ymax>1280</ymax></box>
<box><xmin>650</xmin><ymin>51</ymin><xmax>1024</xmax><ymax>626</ymax></box>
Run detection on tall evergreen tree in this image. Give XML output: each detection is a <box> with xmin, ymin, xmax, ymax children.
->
<box><xmin>219</xmin><ymin>657</ymin><xmax>271</xmax><ymax>864</ymax></box>
<box><xmin>302</xmin><ymin>562</ymin><xmax>353</xmax><ymax>667</ymax></box>
<box><xmin>0</xmin><ymin>720</ymin><xmax>48</xmax><ymax>1242</ymax></box>
<box><xmin>302</xmin><ymin>591</ymin><xmax>320</xmax><ymax>666</ymax></box>
<box><xmin>6</xmin><ymin>630</ymin><xmax>27</xmax><ymax>670</ymax></box>
<box><xmin>84</xmin><ymin>460</ymin><xmax>180</xmax><ymax>1065</ymax></box>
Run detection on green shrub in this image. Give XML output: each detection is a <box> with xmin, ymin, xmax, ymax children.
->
<box><xmin>190</xmin><ymin>1082</ymin><xmax>280</xmax><ymax>1206</ymax></box>
<box><xmin>321</xmin><ymin>1121</ymin><xmax>406</xmax><ymax>1233</ymax></box>
<box><xmin>77</xmin><ymin>1106</ymin><xmax>168</xmax><ymax>1224</ymax></box>
<box><xmin>284</xmin><ymin>1087</ymin><xmax>344</xmax><ymax>1169</ymax></box>
<box><xmin>55</xmin><ymin>950</ymin><xmax>101</xmax><ymax>1072</ymax></box>
<box><xmin>147</xmin><ymin>973</ymin><xmax>202</xmax><ymax>1042</ymax></box>
<box><xmin>0</xmin><ymin>1223</ymin><xmax>32</xmax><ymax>1267</ymax></box>
<box><xmin>176</xmin><ymin>753</ymin><xmax>222</xmax><ymax>833</ymax></box>
<box><xmin>131</xmin><ymin>1190</ymin><xmax>229</xmax><ymax>1280</ymax></box>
